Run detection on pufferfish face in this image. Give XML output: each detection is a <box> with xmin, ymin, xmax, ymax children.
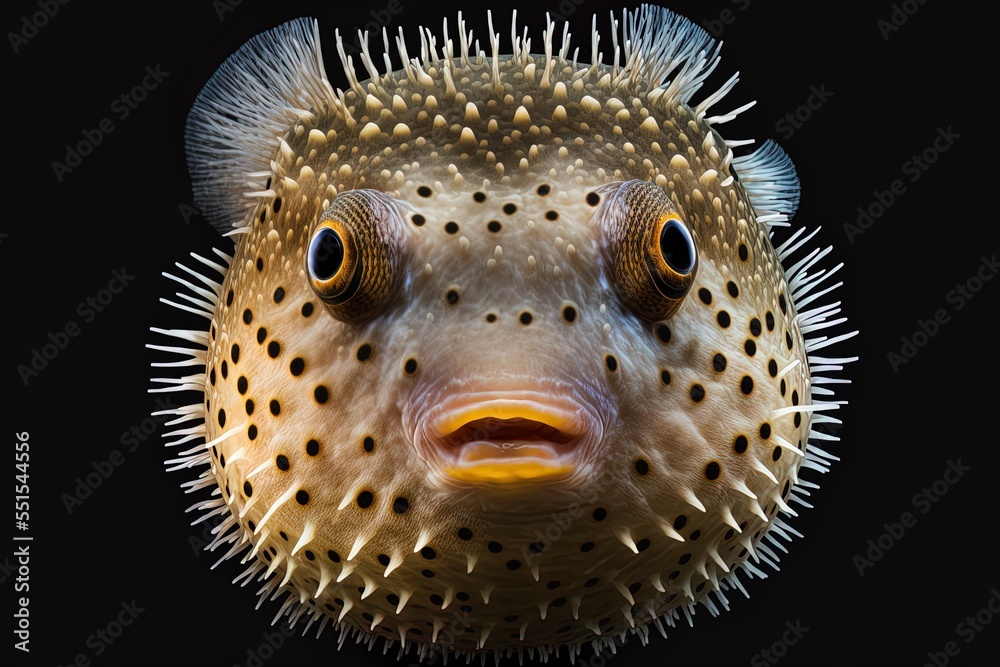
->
<box><xmin>153</xmin><ymin>5</ymin><xmax>853</xmax><ymax>661</ymax></box>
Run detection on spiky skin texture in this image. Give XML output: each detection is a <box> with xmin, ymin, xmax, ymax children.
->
<box><xmin>155</xmin><ymin>6</ymin><xmax>853</xmax><ymax>663</ymax></box>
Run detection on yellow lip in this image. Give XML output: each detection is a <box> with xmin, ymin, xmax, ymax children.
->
<box><xmin>433</xmin><ymin>400</ymin><xmax>574</xmax><ymax>438</ymax></box>
<box><xmin>443</xmin><ymin>461</ymin><xmax>573</xmax><ymax>483</ymax></box>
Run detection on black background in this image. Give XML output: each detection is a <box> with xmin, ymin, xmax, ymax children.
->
<box><xmin>3</xmin><ymin>1</ymin><xmax>998</xmax><ymax>666</ymax></box>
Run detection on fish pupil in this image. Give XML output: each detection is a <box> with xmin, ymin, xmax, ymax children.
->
<box><xmin>309</xmin><ymin>228</ymin><xmax>344</xmax><ymax>280</ymax></box>
<box><xmin>659</xmin><ymin>221</ymin><xmax>694</xmax><ymax>273</ymax></box>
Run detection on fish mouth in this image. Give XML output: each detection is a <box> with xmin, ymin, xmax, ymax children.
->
<box><xmin>416</xmin><ymin>394</ymin><xmax>601</xmax><ymax>485</ymax></box>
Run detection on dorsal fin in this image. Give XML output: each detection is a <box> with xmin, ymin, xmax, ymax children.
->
<box><xmin>731</xmin><ymin>140</ymin><xmax>801</xmax><ymax>226</ymax></box>
<box><xmin>185</xmin><ymin>18</ymin><xmax>335</xmax><ymax>233</ymax></box>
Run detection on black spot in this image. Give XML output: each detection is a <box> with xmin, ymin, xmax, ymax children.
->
<box><xmin>690</xmin><ymin>384</ymin><xmax>705</xmax><ymax>402</ymax></box>
<box><xmin>267</xmin><ymin>341</ymin><xmax>280</xmax><ymax>358</ymax></box>
<box><xmin>276</xmin><ymin>455</ymin><xmax>289</xmax><ymax>471</ymax></box>
<box><xmin>487</xmin><ymin>541</ymin><xmax>503</xmax><ymax>553</ymax></box>
<box><xmin>421</xmin><ymin>546</ymin><xmax>436</xmax><ymax>560</ymax></box>
<box><xmin>668</xmin><ymin>570</ymin><xmax>680</xmax><ymax>580</ymax></box>
<box><xmin>760</xmin><ymin>423</ymin><xmax>772</xmax><ymax>439</ymax></box>
<box><xmin>717</xmin><ymin>311</ymin><xmax>731</xmax><ymax>327</ymax></box>
<box><xmin>377</xmin><ymin>554</ymin><xmax>391</xmax><ymax>566</ymax></box>
<box><xmin>301</xmin><ymin>302</ymin><xmax>314</xmax><ymax>317</ymax></box>
<box><xmin>247</xmin><ymin>425</ymin><xmax>257</xmax><ymax>440</ymax></box>
<box><xmin>636</xmin><ymin>539</ymin><xmax>650</xmax><ymax>552</ymax></box>
<box><xmin>705</xmin><ymin>461</ymin><xmax>721</xmax><ymax>480</ymax></box>
<box><xmin>502</xmin><ymin>203</ymin><xmax>517</xmax><ymax>215</ymax></box>
<box><xmin>786</xmin><ymin>331</ymin><xmax>794</xmax><ymax>350</ymax></box>
<box><xmin>431</xmin><ymin>594</ymin><xmax>444</xmax><ymax>605</ymax></box>
<box><xmin>783</xmin><ymin>480</ymin><xmax>791</xmax><ymax>497</ymax></box>
<box><xmin>387</xmin><ymin>593</ymin><xmax>400</xmax><ymax>606</ymax></box>
<box><xmin>270</xmin><ymin>399</ymin><xmax>280</xmax><ymax>416</ymax></box>
<box><xmin>546</xmin><ymin>581</ymin><xmax>560</xmax><ymax>590</ymax></box>
<box><xmin>537</xmin><ymin>184</ymin><xmax>551</xmax><ymax>196</ymax></box>
<box><xmin>218</xmin><ymin>409</ymin><xmax>226</xmax><ymax>427</ymax></box>
<box><xmin>256</xmin><ymin>257</ymin><xmax>264</xmax><ymax>272</ymax></box>
<box><xmin>226</xmin><ymin>290</ymin><xmax>234</xmax><ymax>307</ymax></box>
<box><xmin>273</xmin><ymin>287</ymin><xmax>285</xmax><ymax>303</ymax></box>
<box><xmin>487</xmin><ymin>220</ymin><xmax>502</xmax><ymax>233</ymax></box>
<box><xmin>446</xmin><ymin>289</ymin><xmax>460</xmax><ymax>304</ymax></box>
<box><xmin>741</xmin><ymin>376</ymin><xmax>754</xmax><ymax>394</ymax></box>
<box><xmin>296</xmin><ymin>490</ymin><xmax>309</xmax><ymax>505</ymax></box>
<box><xmin>727</xmin><ymin>281</ymin><xmax>739</xmax><ymax>298</ymax></box>
<box><xmin>690</xmin><ymin>529</ymin><xmax>701</xmax><ymax>540</ymax></box>
<box><xmin>457</xmin><ymin>527</ymin><xmax>473</xmax><ymax>540</ymax></box>
<box><xmin>506</xmin><ymin>560</ymin><xmax>521</xmax><ymax>571</ymax></box>
<box><xmin>305</xmin><ymin>550</ymin><xmax>315</xmax><ymax>561</ymax></box>
<box><xmin>273</xmin><ymin>197</ymin><xmax>282</xmax><ymax>213</ymax></box>
<box><xmin>243</xmin><ymin>309</ymin><xmax>253</xmax><ymax>324</ymax></box>
<box><xmin>404</xmin><ymin>358</ymin><xmax>418</xmax><ymax>375</ymax></box>
<box><xmin>357</xmin><ymin>491</ymin><xmax>374</xmax><ymax>508</ymax></box>
<box><xmin>209</xmin><ymin>368</ymin><xmax>216</xmax><ymax>386</ymax></box>
<box><xmin>738</xmin><ymin>243</ymin><xmax>749</xmax><ymax>261</ymax></box>
<box><xmin>243</xmin><ymin>481</ymin><xmax>253</xmax><ymax>497</ymax></box>
<box><xmin>238</xmin><ymin>376</ymin><xmax>248</xmax><ymax>394</ymax></box>
<box><xmin>545</xmin><ymin>210</ymin><xmax>559</xmax><ymax>221</ymax></box>
<box><xmin>779</xmin><ymin>293</ymin><xmax>787</xmax><ymax>314</ymax></box>
<box><xmin>698</xmin><ymin>288</ymin><xmax>712</xmax><ymax>305</ymax></box>
<box><xmin>745</xmin><ymin>339</ymin><xmax>757</xmax><ymax>356</ymax></box>
<box><xmin>586</xmin><ymin>192</ymin><xmax>600</xmax><ymax>206</ymax></box>
<box><xmin>306</xmin><ymin>439</ymin><xmax>319</xmax><ymax>456</ymax></box>
<box><xmin>773</xmin><ymin>446</ymin><xmax>782</xmax><ymax>461</ymax></box>
<box><xmin>605</xmin><ymin>355</ymin><xmax>618</xmax><ymax>372</ymax></box>
<box><xmin>290</xmin><ymin>358</ymin><xmax>305</xmax><ymax>376</ymax></box>
<box><xmin>357</xmin><ymin>344</ymin><xmax>372</xmax><ymax>361</ymax></box>
<box><xmin>421</xmin><ymin>569</ymin><xmax>434</xmax><ymax>578</ymax></box>
<box><xmin>485</xmin><ymin>313</ymin><xmax>497</xmax><ymax>323</ymax></box>
<box><xmin>473</xmin><ymin>191</ymin><xmax>486</xmax><ymax>202</ymax></box>
<box><xmin>363</xmin><ymin>437</ymin><xmax>375</xmax><ymax>452</ymax></box>
<box><xmin>768</xmin><ymin>359</ymin><xmax>778</xmax><ymax>377</ymax></box>
<box><xmin>713</xmin><ymin>353</ymin><xmax>727</xmax><ymax>372</ymax></box>
<box><xmin>584</xmin><ymin>577</ymin><xmax>599</xmax><ymax>587</ymax></box>
<box><xmin>580</xmin><ymin>542</ymin><xmax>595</xmax><ymax>552</ymax></box>
<box><xmin>750</xmin><ymin>318</ymin><xmax>762</xmax><ymax>336</ymax></box>
<box><xmin>592</xmin><ymin>507</ymin><xmax>607</xmax><ymax>521</ymax></box>
<box><xmin>551</xmin><ymin>597</ymin><xmax>567</xmax><ymax>607</ymax></box>
<box><xmin>418</xmin><ymin>186</ymin><xmax>433</xmax><ymax>197</ymax></box>
<box><xmin>795</xmin><ymin>412</ymin><xmax>802</xmax><ymax>428</ymax></box>
<box><xmin>519</xmin><ymin>312</ymin><xmax>533</xmax><ymax>325</ymax></box>
<box><xmin>444</xmin><ymin>221</ymin><xmax>459</xmax><ymax>234</ymax></box>
<box><xmin>673</xmin><ymin>515</ymin><xmax>687</xmax><ymax>530</ymax></box>
<box><xmin>734</xmin><ymin>435</ymin><xmax>748</xmax><ymax>453</ymax></box>
<box><xmin>231</xmin><ymin>344</ymin><xmax>240</xmax><ymax>364</ymax></box>
<box><xmin>562</xmin><ymin>305</ymin><xmax>577</xmax><ymax>322</ymax></box>
<box><xmin>314</xmin><ymin>386</ymin><xmax>329</xmax><ymax>404</ymax></box>
<box><xmin>679</xmin><ymin>553</ymin><xmax>691</xmax><ymax>564</ymax></box>
<box><xmin>245</xmin><ymin>399</ymin><xmax>254</xmax><ymax>415</ymax></box>
<box><xmin>661</xmin><ymin>370</ymin><xmax>671</xmax><ymax>385</ymax></box>
<box><xmin>628</xmin><ymin>582</ymin><xmax>642</xmax><ymax>594</ymax></box>
<box><xmin>766</xmin><ymin>311</ymin><xmax>775</xmax><ymax>331</ymax></box>
<box><xmin>390</xmin><ymin>496</ymin><xmax>409</xmax><ymax>514</ymax></box>
<box><xmin>780</xmin><ymin>379</ymin><xmax>787</xmax><ymax>396</ymax></box>
<box><xmin>634</xmin><ymin>459</ymin><xmax>649</xmax><ymax>475</ymax></box>
<box><xmin>656</xmin><ymin>323</ymin><xmax>671</xmax><ymax>343</ymax></box>
<box><xmin>411</xmin><ymin>214</ymin><xmax>426</xmax><ymax>227</ymax></box>
<box><xmin>456</xmin><ymin>592</ymin><xmax>470</xmax><ymax>601</ymax></box>
<box><xmin>220</xmin><ymin>360</ymin><xmax>228</xmax><ymax>379</ymax></box>
<box><xmin>256</xmin><ymin>327</ymin><xmax>267</xmax><ymax>344</ymax></box>
<box><xmin>219</xmin><ymin>454</ymin><xmax>225</xmax><ymax>469</ymax></box>
<box><xmin>328</xmin><ymin>550</ymin><xmax>341</xmax><ymax>563</ymax></box>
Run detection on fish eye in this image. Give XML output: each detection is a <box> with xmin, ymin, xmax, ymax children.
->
<box><xmin>598</xmin><ymin>180</ymin><xmax>698</xmax><ymax>321</ymax></box>
<box><xmin>308</xmin><ymin>227</ymin><xmax>346</xmax><ymax>281</ymax></box>
<box><xmin>305</xmin><ymin>190</ymin><xmax>403</xmax><ymax>324</ymax></box>
<box><xmin>658</xmin><ymin>218</ymin><xmax>696</xmax><ymax>275</ymax></box>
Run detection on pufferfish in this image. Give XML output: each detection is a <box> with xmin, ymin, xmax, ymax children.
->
<box><xmin>150</xmin><ymin>5</ymin><xmax>855</xmax><ymax>662</ymax></box>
